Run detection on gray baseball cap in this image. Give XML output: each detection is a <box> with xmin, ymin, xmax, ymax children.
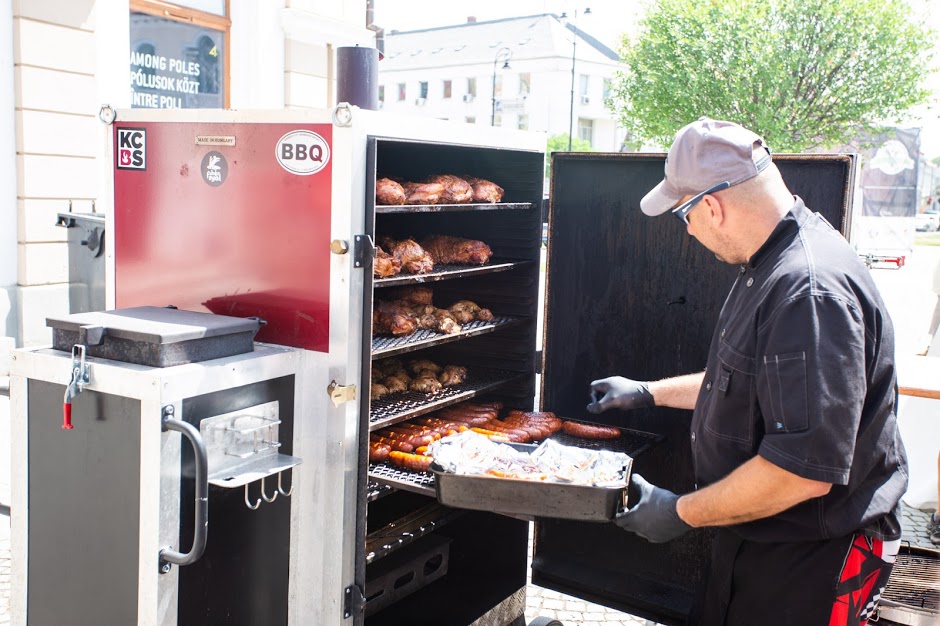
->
<box><xmin>640</xmin><ymin>118</ymin><xmax>772</xmax><ymax>217</ymax></box>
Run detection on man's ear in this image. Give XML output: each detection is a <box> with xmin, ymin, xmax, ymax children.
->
<box><xmin>702</xmin><ymin>194</ymin><xmax>725</xmax><ymax>226</ymax></box>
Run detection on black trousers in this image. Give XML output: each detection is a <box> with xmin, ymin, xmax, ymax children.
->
<box><xmin>691</xmin><ymin>529</ymin><xmax>897</xmax><ymax>626</ymax></box>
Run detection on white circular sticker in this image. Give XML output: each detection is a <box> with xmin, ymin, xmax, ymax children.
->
<box><xmin>275</xmin><ymin>130</ymin><xmax>331</xmax><ymax>175</ymax></box>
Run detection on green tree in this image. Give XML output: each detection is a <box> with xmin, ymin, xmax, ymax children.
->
<box><xmin>545</xmin><ymin>133</ymin><xmax>592</xmax><ymax>177</ymax></box>
<box><xmin>609</xmin><ymin>0</ymin><xmax>935</xmax><ymax>152</ymax></box>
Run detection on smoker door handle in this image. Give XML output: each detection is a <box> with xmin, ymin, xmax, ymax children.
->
<box><xmin>159</xmin><ymin>411</ymin><xmax>209</xmax><ymax>570</ymax></box>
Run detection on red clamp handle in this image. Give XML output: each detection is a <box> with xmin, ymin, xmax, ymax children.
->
<box><xmin>62</xmin><ymin>403</ymin><xmax>73</xmax><ymax>430</ymax></box>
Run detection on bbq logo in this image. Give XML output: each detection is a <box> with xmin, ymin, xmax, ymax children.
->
<box><xmin>116</xmin><ymin>128</ymin><xmax>146</xmax><ymax>170</ymax></box>
<box><xmin>201</xmin><ymin>151</ymin><xmax>228</xmax><ymax>187</ymax></box>
<box><xmin>275</xmin><ymin>130</ymin><xmax>330</xmax><ymax>176</ymax></box>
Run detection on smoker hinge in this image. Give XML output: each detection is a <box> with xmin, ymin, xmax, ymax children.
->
<box><xmin>344</xmin><ymin>584</ymin><xmax>365</xmax><ymax>619</ymax></box>
<box><xmin>534</xmin><ymin>350</ymin><xmax>543</xmax><ymax>375</ymax></box>
<box><xmin>353</xmin><ymin>235</ymin><xmax>375</xmax><ymax>270</ymax></box>
<box><xmin>328</xmin><ymin>380</ymin><xmax>357</xmax><ymax>407</ymax></box>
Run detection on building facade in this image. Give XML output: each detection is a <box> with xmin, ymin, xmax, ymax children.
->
<box><xmin>0</xmin><ymin>0</ymin><xmax>374</xmax><ymax>354</ymax></box>
<box><xmin>378</xmin><ymin>15</ymin><xmax>625</xmax><ymax>152</ymax></box>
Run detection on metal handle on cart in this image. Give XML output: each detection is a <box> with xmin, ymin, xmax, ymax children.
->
<box><xmin>159</xmin><ymin>406</ymin><xmax>209</xmax><ymax>573</ymax></box>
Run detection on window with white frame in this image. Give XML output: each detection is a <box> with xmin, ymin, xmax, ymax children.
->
<box><xmin>443</xmin><ymin>80</ymin><xmax>452</xmax><ymax>98</ymax></box>
<box><xmin>578</xmin><ymin>118</ymin><xmax>594</xmax><ymax>144</ymax></box>
<box><xmin>519</xmin><ymin>72</ymin><xmax>531</xmax><ymax>96</ymax></box>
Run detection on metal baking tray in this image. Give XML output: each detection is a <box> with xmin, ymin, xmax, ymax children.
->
<box><xmin>430</xmin><ymin>443</ymin><xmax>632</xmax><ymax>522</ymax></box>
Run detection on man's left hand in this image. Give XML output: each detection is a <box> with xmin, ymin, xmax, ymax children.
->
<box><xmin>614</xmin><ymin>474</ymin><xmax>692</xmax><ymax>543</ymax></box>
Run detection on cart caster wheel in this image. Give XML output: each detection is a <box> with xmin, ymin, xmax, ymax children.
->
<box><xmin>528</xmin><ymin>617</ymin><xmax>565</xmax><ymax>626</ymax></box>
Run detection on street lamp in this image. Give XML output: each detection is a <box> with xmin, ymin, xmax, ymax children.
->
<box><xmin>491</xmin><ymin>47</ymin><xmax>512</xmax><ymax>126</ymax></box>
<box><xmin>560</xmin><ymin>8</ymin><xmax>591</xmax><ymax>150</ymax></box>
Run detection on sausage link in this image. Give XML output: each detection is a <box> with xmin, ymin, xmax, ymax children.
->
<box><xmin>380</xmin><ymin>429</ymin><xmax>436</xmax><ymax>446</ymax></box>
<box><xmin>437</xmin><ymin>412</ymin><xmax>494</xmax><ymax>426</ymax></box>
<box><xmin>368</xmin><ymin>442</ymin><xmax>391</xmax><ymax>463</ymax></box>
<box><xmin>499</xmin><ymin>420</ymin><xmax>545</xmax><ymax>439</ymax></box>
<box><xmin>388</xmin><ymin>451</ymin><xmax>434</xmax><ymax>473</ymax></box>
<box><xmin>370</xmin><ymin>434</ymin><xmax>415</xmax><ymax>453</ymax></box>
<box><xmin>561</xmin><ymin>421</ymin><xmax>621</xmax><ymax>440</ymax></box>
<box><xmin>469</xmin><ymin>427</ymin><xmax>511</xmax><ymax>442</ymax></box>
<box><xmin>479</xmin><ymin>420</ymin><xmax>532</xmax><ymax>442</ymax></box>
<box><xmin>462</xmin><ymin>401</ymin><xmax>504</xmax><ymax>412</ymax></box>
<box><xmin>413</xmin><ymin>417</ymin><xmax>469</xmax><ymax>433</ymax></box>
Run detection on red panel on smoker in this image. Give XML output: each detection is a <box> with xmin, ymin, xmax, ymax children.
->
<box><xmin>113</xmin><ymin>122</ymin><xmax>333</xmax><ymax>352</ymax></box>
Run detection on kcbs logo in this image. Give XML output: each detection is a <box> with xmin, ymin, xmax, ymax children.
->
<box><xmin>117</xmin><ymin>128</ymin><xmax>146</xmax><ymax>170</ymax></box>
<box><xmin>275</xmin><ymin>130</ymin><xmax>330</xmax><ymax>176</ymax></box>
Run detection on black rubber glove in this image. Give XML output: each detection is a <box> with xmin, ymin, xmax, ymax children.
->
<box><xmin>587</xmin><ymin>376</ymin><xmax>654</xmax><ymax>414</ymax></box>
<box><xmin>614</xmin><ymin>474</ymin><xmax>692</xmax><ymax>543</ymax></box>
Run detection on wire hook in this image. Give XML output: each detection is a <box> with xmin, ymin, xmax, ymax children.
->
<box><xmin>244</xmin><ymin>483</ymin><xmax>261</xmax><ymax>510</ymax></box>
<box><xmin>260</xmin><ymin>476</ymin><xmax>278</xmax><ymax>503</ymax></box>
<box><xmin>277</xmin><ymin>470</ymin><xmax>293</xmax><ymax>497</ymax></box>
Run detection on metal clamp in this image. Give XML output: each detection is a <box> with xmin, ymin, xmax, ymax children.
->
<box><xmin>62</xmin><ymin>345</ymin><xmax>90</xmax><ymax>430</ymax></box>
<box><xmin>159</xmin><ymin>406</ymin><xmax>209</xmax><ymax>574</ymax></box>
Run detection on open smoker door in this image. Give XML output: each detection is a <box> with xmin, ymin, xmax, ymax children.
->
<box><xmin>537</xmin><ymin>153</ymin><xmax>856</xmax><ymax>625</ymax></box>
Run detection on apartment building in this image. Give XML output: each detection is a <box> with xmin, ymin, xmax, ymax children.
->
<box><xmin>379</xmin><ymin>14</ymin><xmax>625</xmax><ymax>151</ymax></box>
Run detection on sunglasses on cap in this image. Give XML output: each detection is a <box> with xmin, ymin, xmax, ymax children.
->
<box><xmin>671</xmin><ymin>181</ymin><xmax>731</xmax><ymax>225</ymax></box>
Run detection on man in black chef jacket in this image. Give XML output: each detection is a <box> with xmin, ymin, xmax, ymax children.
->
<box><xmin>588</xmin><ymin>118</ymin><xmax>908</xmax><ymax>626</ymax></box>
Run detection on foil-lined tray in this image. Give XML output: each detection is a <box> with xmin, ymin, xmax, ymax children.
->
<box><xmin>429</xmin><ymin>433</ymin><xmax>632</xmax><ymax>522</ymax></box>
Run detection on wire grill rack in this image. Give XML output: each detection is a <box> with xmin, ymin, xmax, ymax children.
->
<box><xmin>374</xmin><ymin>201</ymin><xmax>535</xmax><ymax>214</ymax></box>
<box><xmin>369</xmin><ymin>368</ymin><xmax>524</xmax><ymax>429</ymax></box>
<box><xmin>372</xmin><ymin>315</ymin><xmax>523</xmax><ymax>358</ymax></box>
<box><xmin>882</xmin><ymin>546</ymin><xmax>939</xmax><ymax>610</ymax></box>
<box><xmin>368</xmin><ymin>462</ymin><xmax>436</xmax><ymax>497</ymax></box>
<box><xmin>374</xmin><ymin>259</ymin><xmax>531</xmax><ymax>288</ymax></box>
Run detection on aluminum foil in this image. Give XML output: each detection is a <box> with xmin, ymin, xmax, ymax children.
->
<box><xmin>429</xmin><ymin>431</ymin><xmax>629</xmax><ymax>487</ymax></box>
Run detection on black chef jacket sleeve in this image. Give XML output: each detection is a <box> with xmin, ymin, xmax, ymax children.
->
<box><xmin>755</xmin><ymin>293</ymin><xmax>867</xmax><ymax>485</ymax></box>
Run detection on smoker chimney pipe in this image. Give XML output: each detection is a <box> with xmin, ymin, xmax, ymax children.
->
<box><xmin>336</xmin><ymin>46</ymin><xmax>379</xmax><ymax>110</ymax></box>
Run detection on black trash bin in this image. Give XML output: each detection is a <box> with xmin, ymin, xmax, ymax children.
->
<box><xmin>56</xmin><ymin>211</ymin><xmax>106</xmax><ymax>313</ymax></box>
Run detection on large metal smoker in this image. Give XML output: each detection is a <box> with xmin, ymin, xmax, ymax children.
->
<box><xmin>11</xmin><ymin>105</ymin><xmax>871</xmax><ymax>625</ymax></box>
